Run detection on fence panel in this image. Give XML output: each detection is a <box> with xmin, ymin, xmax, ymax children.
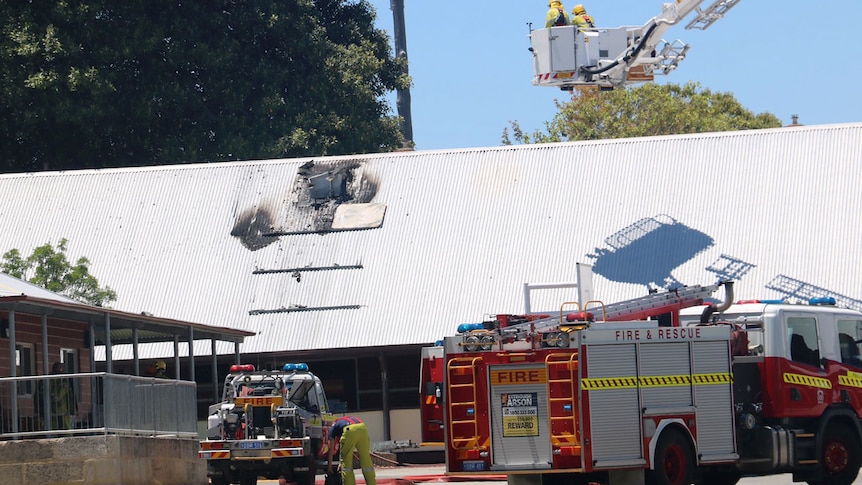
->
<box><xmin>0</xmin><ymin>373</ymin><xmax>196</xmax><ymax>440</ymax></box>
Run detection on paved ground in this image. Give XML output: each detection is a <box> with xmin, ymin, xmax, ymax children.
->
<box><xmin>257</xmin><ymin>464</ymin><xmax>500</xmax><ymax>485</ymax></box>
<box><xmin>255</xmin><ymin>464</ymin><xmax>862</xmax><ymax>485</ymax></box>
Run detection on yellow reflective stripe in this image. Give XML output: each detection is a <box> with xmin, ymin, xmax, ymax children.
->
<box><xmin>639</xmin><ymin>375</ymin><xmax>691</xmax><ymax>387</ymax></box>
<box><xmin>839</xmin><ymin>374</ymin><xmax>862</xmax><ymax>389</ymax></box>
<box><xmin>692</xmin><ymin>373</ymin><xmax>733</xmax><ymax>385</ymax></box>
<box><xmin>582</xmin><ymin>377</ymin><xmax>638</xmax><ymax>389</ymax></box>
<box><xmin>582</xmin><ymin>373</ymin><xmax>732</xmax><ymax>390</ymax></box>
<box><xmin>783</xmin><ymin>373</ymin><xmax>832</xmax><ymax>389</ymax></box>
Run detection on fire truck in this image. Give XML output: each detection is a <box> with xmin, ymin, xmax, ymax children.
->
<box><xmin>530</xmin><ymin>0</ymin><xmax>741</xmax><ymax>90</ymax></box>
<box><xmin>440</xmin><ymin>281</ymin><xmax>862</xmax><ymax>485</ymax></box>
<box><xmin>424</xmin><ymin>272</ymin><xmax>597</xmax><ymax>447</ymax></box>
<box><xmin>199</xmin><ymin>363</ymin><xmax>334</xmax><ymax>485</ymax></box>
<box><xmin>420</xmin><ymin>344</ymin><xmax>445</xmax><ymax>445</ymax></box>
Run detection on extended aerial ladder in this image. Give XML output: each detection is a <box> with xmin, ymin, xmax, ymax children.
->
<box><xmin>530</xmin><ymin>0</ymin><xmax>742</xmax><ymax>90</ymax></box>
<box><xmin>456</xmin><ymin>280</ymin><xmax>732</xmax><ymax>351</ymax></box>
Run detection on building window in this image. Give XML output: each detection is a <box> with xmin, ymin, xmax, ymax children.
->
<box><xmin>60</xmin><ymin>348</ymin><xmax>80</xmax><ymax>400</ymax></box>
<box><xmin>16</xmin><ymin>343</ymin><xmax>35</xmax><ymax>395</ymax></box>
<box><xmin>60</xmin><ymin>348</ymin><xmax>78</xmax><ymax>373</ymax></box>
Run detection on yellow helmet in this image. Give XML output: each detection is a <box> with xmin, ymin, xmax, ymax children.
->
<box><xmin>155</xmin><ymin>360</ymin><xmax>166</xmax><ymax>372</ymax></box>
<box><xmin>573</xmin><ymin>4</ymin><xmax>586</xmax><ymax>15</ymax></box>
<box><xmin>550</xmin><ymin>1</ymin><xmax>563</xmax><ymax>8</ymax></box>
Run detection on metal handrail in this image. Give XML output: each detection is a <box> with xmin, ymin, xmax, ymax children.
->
<box><xmin>0</xmin><ymin>372</ymin><xmax>197</xmax><ymax>440</ymax></box>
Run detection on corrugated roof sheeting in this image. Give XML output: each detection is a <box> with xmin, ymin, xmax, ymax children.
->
<box><xmin>1</xmin><ymin>123</ymin><xmax>862</xmax><ymax>357</ymax></box>
<box><xmin>0</xmin><ymin>273</ymin><xmax>79</xmax><ymax>302</ymax></box>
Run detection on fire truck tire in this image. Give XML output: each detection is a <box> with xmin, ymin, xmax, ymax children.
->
<box><xmin>812</xmin><ymin>424</ymin><xmax>861</xmax><ymax>485</ymax></box>
<box><xmin>646</xmin><ymin>429</ymin><xmax>694</xmax><ymax>485</ymax></box>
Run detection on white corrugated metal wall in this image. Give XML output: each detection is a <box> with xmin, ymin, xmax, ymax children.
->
<box><xmin>0</xmin><ymin>123</ymin><xmax>860</xmax><ymax>358</ymax></box>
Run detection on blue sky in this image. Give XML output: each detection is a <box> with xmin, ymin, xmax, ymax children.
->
<box><xmin>369</xmin><ymin>1</ymin><xmax>862</xmax><ymax>150</ymax></box>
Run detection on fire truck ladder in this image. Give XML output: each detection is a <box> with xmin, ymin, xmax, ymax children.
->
<box><xmin>546</xmin><ymin>353</ymin><xmax>581</xmax><ymax>454</ymax></box>
<box><xmin>685</xmin><ymin>0</ymin><xmax>743</xmax><ymax>30</ymax></box>
<box><xmin>447</xmin><ymin>356</ymin><xmax>483</xmax><ymax>450</ymax></box>
<box><xmin>596</xmin><ymin>283</ymin><xmax>722</xmax><ymax>322</ymax></box>
<box><xmin>639</xmin><ymin>39</ymin><xmax>690</xmax><ymax>77</ymax></box>
<box><xmin>502</xmin><ymin>283</ymin><xmax>725</xmax><ymax>342</ymax></box>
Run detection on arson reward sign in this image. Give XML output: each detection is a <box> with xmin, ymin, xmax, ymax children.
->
<box><xmin>501</xmin><ymin>392</ymin><xmax>539</xmax><ymax>437</ymax></box>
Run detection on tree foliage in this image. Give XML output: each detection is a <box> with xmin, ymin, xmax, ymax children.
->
<box><xmin>2</xmin><ymin>239</ymin><xmax>117</xmax><ymax>307</ymax></box>
<box><xmin>503</xmin><ymin>82</ymin><xmax>782</xmax><ymax>144</ymax></box>
<box><xmin>0</xmin><ymin>0</ymin><xmax>409</xmax><ymax>172</ymax></box>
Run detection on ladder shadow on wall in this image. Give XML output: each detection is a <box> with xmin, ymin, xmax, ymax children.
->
<box><xmin>587</xmin><ymin>214</ymin><xmax>716</xmax><ymax>290</ymax></box>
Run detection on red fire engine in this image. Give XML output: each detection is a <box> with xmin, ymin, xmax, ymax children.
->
<box><xmin>420</xmin><ymin>344</ymin><xmax>445</xmax><ymax>445</ymax></box>
<box><xmin>439</xmin><ymin>281</ymin><xmax>862</xmax><ymax>485</ymax></box>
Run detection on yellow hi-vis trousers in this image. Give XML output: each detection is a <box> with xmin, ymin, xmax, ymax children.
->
<box><xmin>340</xmin><ymin>422</ymin><xmax>376</xmax><ymax>485</ymax></box>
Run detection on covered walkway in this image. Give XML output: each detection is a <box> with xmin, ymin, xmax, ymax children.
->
<box><xmin>0</xmin><ymin>272</ymin><xmax>254</xmax><ymax>438</ymax></box>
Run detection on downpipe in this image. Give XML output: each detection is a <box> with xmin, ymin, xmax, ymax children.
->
<box><xmin>700</xmin><ymin>281</ymin><xmax>735</xmax><ymax>323</ymax></box>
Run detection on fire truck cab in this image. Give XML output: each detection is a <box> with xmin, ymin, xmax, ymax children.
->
<box><xmin>679</xmin><ymin>298</ymin><xmax>862</xmax><ymax>485</ymax></box>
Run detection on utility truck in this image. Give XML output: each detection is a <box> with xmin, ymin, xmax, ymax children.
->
<box><xmin>199</xmin><ymin>363</ymin><xmax>334</xmax><ymax>485</ymax></box>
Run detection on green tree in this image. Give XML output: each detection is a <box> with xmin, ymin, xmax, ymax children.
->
<box><xmin>504</xmin><ymin>82</ymin><xmax>782</xmax><ymax>144</ymax></box>
<box><xmin>0</xmin><ymin>1</ymin><xmax>409</xmax><ymax>172</ymax></box>
<box><xmin>2</xmin><ymin>239</ymin><xmax>117</xmax><ymax>307</ymax></box>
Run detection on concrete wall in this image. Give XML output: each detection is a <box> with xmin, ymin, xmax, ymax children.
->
<box><xmin>0</xmin><ymin>435</ymin><xmax>205</xmax><ymax>485</ymax></box>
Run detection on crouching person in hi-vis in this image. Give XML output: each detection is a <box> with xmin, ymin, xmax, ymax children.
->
<box><xmin>327</xmin><ymin>416</ymin><xmax>376</xmax><ymax>485</ymax></box>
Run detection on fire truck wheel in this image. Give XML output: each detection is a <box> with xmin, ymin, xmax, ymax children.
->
<box><xmin>646</xmin><ymin>429</ymin><xmax>694</xmax><ymax>485</ymax></box>
<box><xmin>815</xmin><ymin>424</ymin><xmax>861</xmax><ymax>485</ymax></box>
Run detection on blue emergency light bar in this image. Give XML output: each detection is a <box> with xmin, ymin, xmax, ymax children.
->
<box><xmin>809</xmin><ymin>297</ymin><xmax>836</xmax><ymax>306</ymax></box>
<box><xmin>738</xmin><ymin>298</ymin><xmax>834</xmax><ymax>306</ymax></box>
<box><xmin>283</xmin><ymin>362</ymin><xmax>309</xmax><ymax>372</ymax></box>
<box><xmin>457</xmin><ymin>323</ymin><xmax>484</xmax><ymax>333</ymax></box>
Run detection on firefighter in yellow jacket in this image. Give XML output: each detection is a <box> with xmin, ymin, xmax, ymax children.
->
<box><xmin>327</xmin><ymin>416</ymin><xmax>376</xmax><ymax>485</ymax></box>
<box><xmin>49</xmin><ymin>362</ymin><xmax>77</xmax><ymax>429</ymax></box>
<box><xmin>571</xmin><ymin>4</ymin><xmax>596</xmax><ymax>32</ymax></box>
<box><xmin>545</xmin><ymin>1</ymin><xmax>570</xmax><ymax>27</ymax></box>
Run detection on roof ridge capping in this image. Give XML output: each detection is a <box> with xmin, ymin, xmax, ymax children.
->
<box><xmin>0</xmin><ymin>122</ymin><xmax>860</xmax><ymax>179</ymax></box>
